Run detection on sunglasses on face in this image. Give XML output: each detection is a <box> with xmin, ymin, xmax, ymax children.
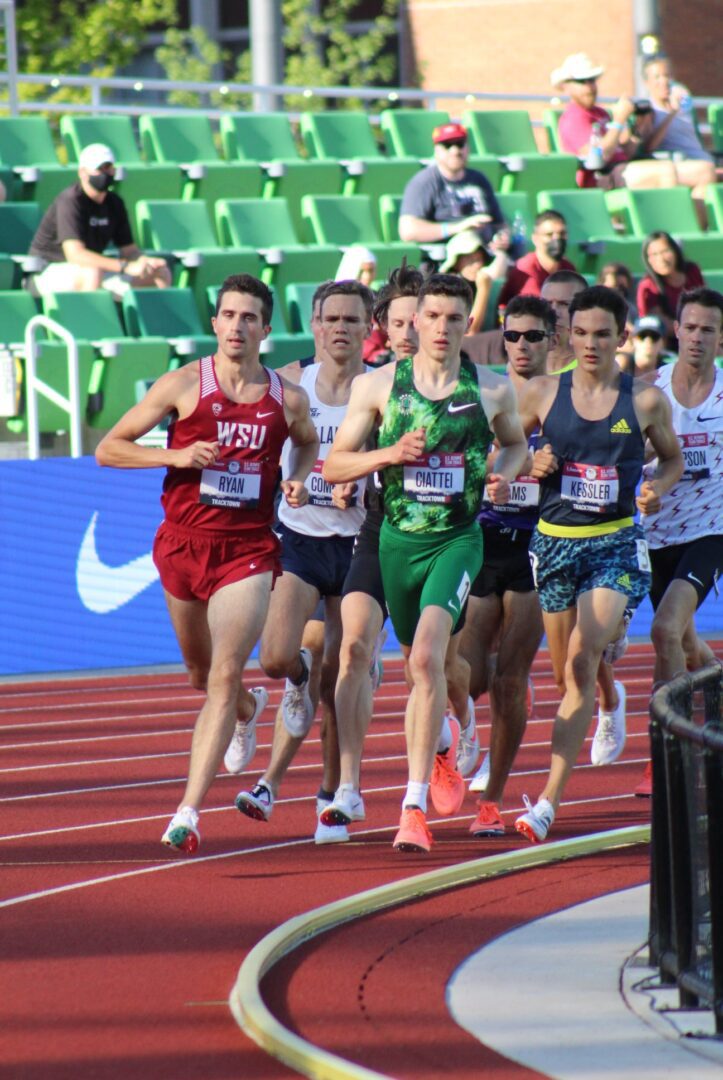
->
<box><xmin>439</xmin><ymin>139</ymin><xmax>467</xmax><ymax>149</ymax></box>
<box><xmin>571</xmin><ymin>76</ymin><xmax>597</xmax><ymax>84</ymax></box>
<box><xmin>503</xmin><ymin>329</ymin><xmax>549</xmax><ymax>343</ymax></box>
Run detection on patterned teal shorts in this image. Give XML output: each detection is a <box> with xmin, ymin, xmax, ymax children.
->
<box><xmin>529</xmin><ymin>523</ymin><xmax>651</xmax><ymax>614</ymax></box>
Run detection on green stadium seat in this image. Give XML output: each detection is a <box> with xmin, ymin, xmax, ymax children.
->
<box><xmin>462</xmin><ymin>109</ymin><xmax>541</xmax><ymax>157</ymax></box>
<box><xmin>182</xmin><ymin>160</ymin><xmax>263</xmax><ymax>207</ymax></box>
<box><xmin>343</xmin><ymin>158</ymin><xmax>421</xmax><ymax>232</ymax></box>
<box><xmin>285</xmin><ymin>282</ymin><xmax>320</xmax><ymax>334</ymax></box>
<box><xmin>268</xmin><ymin>250</ymin><xmax>341</xmax><ymax>326</ymax></box>
<box><xmin>41</xmin><ymin>289</ymin><xmax>128</xmax><ymax>340</ymax></box>
<box><xmin>0</xmin><ymin>256</ymin><xmax>19</xmax><ymax>290</ymax></box>
<box><xmin>675</xmin><ymin>235</ymin><xmax>723</xmax><ymax>273</ymax></box>
<box><xmin>604</xmin><ymin>187</ymin><xmax>702</xmax><ymax>238</ymax></box>
<box><xmin>707</xmin><ymin>104</ymin><xmax>723</xmax><ymax>158</ymax></box>
<box><xmin>536</xmin><ymin>189</ymin><xmax>646</xmax><ymax>273</ymax></box>
<box><xmin>122</xmin><ymin>286</ymin><xmax>217</xmax><ymax>362</ymax></box>
<box><xmin>703</xmin><ymin>270</ymin><xmax>723</xmax><ymax>292</ymax></box>
<box><xmin>216</xmin><ymin>196</ymin><xmax>305</xmax><ymax>250</ymax></box>
<box><xmin>139</xmin><ymin>114</ymin><xmax>221</xmax><ymax>163</ymax></box>
<box><xmin>0</xmin><ymin>203</ymin><xmax>43</xmax><ymax>275</ymax></box>
<box><xmin>0</xmin><ymin>290</ymin><xmax>41</xmax><ymax>346</ymax></box>
<box><xmin>705</xmin><ymin>184</ymin><xmax>723</xmax><ymax>231</ymax></box>
<box><xmin>495</xmin><ymin>191</ymin><xmax>534</xmax><ymax>239</ymax></box>
<box><xmin>219</xmin><ymin>112</ymin><xmax>302</xmax><ymax>163</ymax></box>
<box><xmin>500</xmin><ymin>154</ymin><xmax>579</xmax><ymax>199</ymax></box>
<box><xmin>299</xmin><ymin>111</ymin><xmax>383</xmax><ymax>160</ymax></box>
<box><xmin>136</xmin><ymin>198</ymin><xmax>222</xmax><ymax>253</ymax></box>
<box><xmin>112</xmin><ymin>165</ymin><xmax>183</xmax><ymax>244</ymax></box>
<box><xmin>379</xmin><ymin>193</ymin><xmax>403</xmax><ymax>243</ymax></box>
<box><xmin>60</xmin><ymin>115</ymin><xmax>143</xmax><ymax>164</ymax></box>
<box><xmin>379</xmin><ymin>108</ymin><xmax>450</xmax><ymax>158</ymax></box>
<box><xmin>542</xmin><ymin>108</ymin><xmax>564</xmax><ymax>153</ymax></box>
<box><xmin>0</xmin><ymin>117</ymin><xmax>73</xmax><ymax>210</ymax></box>
<box><xmin>183</xmin><ymin>250</ymin><xmax>265</xmax><ymax>325</ymax></box>
<box><xmin>262</xmin><ymin>160</ymin><xmax>344</xmax><ymax>242</ymax></box>
<box><xmin>7</xmin><ymin>340</ymin><xmax>97</xmax><ymax>434</ymax></box>
<box><xmin>301</xmin><ymin>193</ymin><xmax>385</xmax><ymax>246</ymax></box>
<box><xmin>466</xmin><ymin>154</ymin><xmax>505</xmax><ymax>192</ymax></box>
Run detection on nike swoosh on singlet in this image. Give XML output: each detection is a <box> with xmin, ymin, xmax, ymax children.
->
<box><xmin>76</xmin><ymin>512</ymin><xmax>158</xmax><ymax>614</ymax></box>
<box><xmin>257</xmin><ymin>411</ymin><xmax>275</xmax><ymax>418</ymax></box>
<box><xmin>447</xmin><ymin>402</ymin><xmax>478</xmax><ymax>414</ymax></box>
<box><xmin>687</xmin><ymin>572</ymin><xmax>704</xmax><ymax>587</ymax></box>
<box><xmin>696</xmin><ymin>414</ymin><xmax>718</xmax><ymax>422</ymax></box>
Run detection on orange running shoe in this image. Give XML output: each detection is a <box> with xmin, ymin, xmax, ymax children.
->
<box><xmin>634</xmin><ymin>761</ymin><xmax>652</xmax><ymax>797</ymax></box>
<box><xmin>469</xmin><ymin>800</ymin><xmax>505</xmax><ymax>837</ymax></box>
<box><xmin>393</xmin><ymin>807</ymin><xmax>433</xmax><ymax>852</ymax></box>
<box><xmin>430</xmin><ymin>717</ymin><xmax>465</xmax><ymax>816</ymax></box>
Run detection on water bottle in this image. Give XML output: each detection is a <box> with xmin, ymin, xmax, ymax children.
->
<box><xmin>511</xmin><ymin>211</ymin><xmax>527</xmax><ymax>254</ymax></box>
<box><xmin>674</xmin><ymin>84</ymin><xmax>693</xmax><ymax>115</ymax></box>
<box><xmin>584</xmin><ymin>122</ymin><xmax>604</xmax><ymax>171</ymax></box>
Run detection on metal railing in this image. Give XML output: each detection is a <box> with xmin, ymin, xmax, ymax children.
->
<box><xmin>24</xmin><ymin>314</ymin><xmax>83</xmax><ymax>459</ymax></box>
<box><xmin>649</xmin><ymin>661</ymin><xmax>723</xmax><ymax>1035</ymax></box>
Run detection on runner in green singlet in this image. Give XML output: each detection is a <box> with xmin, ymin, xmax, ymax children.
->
<box><xmin>324</xmin><ymin>274</ymin><xmax>528</xmax><ymax>852</ymax></box>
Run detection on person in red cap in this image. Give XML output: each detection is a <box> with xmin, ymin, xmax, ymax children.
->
<box><xmin>398</xmin><ymin>121</ymin><xmax>509</xmax><ymax>257</ymax></box>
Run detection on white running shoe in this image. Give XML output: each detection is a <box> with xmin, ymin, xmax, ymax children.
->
<box><xmin>456</xmin><ymin>697</ymin><xmax>480</xmax><ymax>777</ymax></box>
<box><xmin>319</xmin><ymin>783</ymin><xmax>366</xmax><ymax>826</ymax></box>
<box><xmin>314</xmin><ymin>795</ymin><xmax>349</xmax><ymax>844</ymax></box>
<box><xmin>161</xmin><ymin>806</ymin><xmax>200</xmax><ymax>854</ymax></box>
<box><xmin>281</xmin><ymin>646</ymin><xmax>314</xmax><ymax>737</ymax></box>
<box><xmin>235</xmin><ymin>780</ymin><xmax>274</xmax><ymax>822</ymax></box>
<box><xmin>369</xmin><ymin>628</ymin><xmax>387</xmax><ymax>692</ymax></box>
<box><xmin>603</xmin><ymin>610</ymin><xmax>631</xmax><ymax>665</ymax></box>
<box><xmin>223</xmin><ymin>686</ymin><xmax>269</xmax><ymax>774</ymax></box>
<box><xmin>591</xmin><ymin>680</ymin><xmax>627</xmax><ymax>765</ymax></box>
<box><xmin>469</xmin><ymin>750</ymin><xmax>490</xmax><ymax>793</ymax></box>
<box><xmin>514</xmin><ymin>795</ymin><xmax>555</xmax><ymax>844</ymax></box>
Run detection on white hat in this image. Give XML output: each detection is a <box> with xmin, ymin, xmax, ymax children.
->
<box><xmin>78</xmin><ymin>143</ymin><xmax>115</xmax><ymax>171</ymax></box>
<box><xmin>551</xmin><ymin>53</ymin><xmax>605</xmax><ymax>88</ymax></box>
<box><xmin>439</xmin><ymin>230</ymin><xmax>484</xmax><ymax>273</ymax></box>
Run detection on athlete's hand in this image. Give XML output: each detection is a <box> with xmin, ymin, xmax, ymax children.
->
<box><xmin>331</xmin><ymin>482</ymin><xmax>358</xmax><ymax>509</ymax></box>
<box><xmin>636</xmin><ymin>479</ymin><xmax>661</xmax><ymax>515</ymax></box>
<box><xmin>281</xmin><ymin>480</ymin><xmax>309</xmax><ymax>508</ymax></box>
<box><xmin>530</xmin><ymin>443</ymin><xmax>558</xmax><ymax>478</ymax></box>
<box><xmin>173</xmin><ymin>440</ymin><xmax>219</xmax><ymax>469</ymax></box>
<box><xmin>389</xmin><ymin>428</ymin><xmax>426</xmax><ymax>465</ymax></box>
<box><xmin>486</xmin><ymin>472</ymin><xmax>511</xmax><ymax>504</ymax></box>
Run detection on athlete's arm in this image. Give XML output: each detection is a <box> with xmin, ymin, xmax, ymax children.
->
<box><xmin>323</xmin><ymin>366</ymin><xmax>423</xmax><ymax>483</ymax></box>
<box><xmin>635</xmin><ymin>385</ymin><xmax>684</xmax><ymax>515</ymax></box>
<box><xmin>281</xmin><ymin>381</ymin><xmax>319</xmax><ymax>507</ymax></box>
<box><xmin>481</xmin><ymin>375</ymin><xmax>528</xmax><ymax>501</ymax></box>
<box><xmin>516</xmin><ymin>377</ymin><xmax>560</xmax><ymax>478</ymax></box>
<box><xmin>95</xmin><ymin>365</ymin><xmax>219</xmax><ymax>470</ymax></box>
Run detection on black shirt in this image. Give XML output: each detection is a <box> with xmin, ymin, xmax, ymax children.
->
<box><xmin>30</xmin><ymin>182</ymin><xmax>133</xmax><ymax>263</ymax></box>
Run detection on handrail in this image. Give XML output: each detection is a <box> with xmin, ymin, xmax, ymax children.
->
<box><xmin>24</xmin><ymin>314</ymin><xmax>82</xmax><ymax>460</ymax></box>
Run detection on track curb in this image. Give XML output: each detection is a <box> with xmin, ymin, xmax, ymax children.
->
<box><xmin>229</xmin><ymin>824</ymin><xmax>650</xmax><ymax>1079</ymax></box>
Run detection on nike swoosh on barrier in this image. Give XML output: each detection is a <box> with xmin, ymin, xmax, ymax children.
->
<box><xmin>448</xmin><ymin>402</ymin><xmax>477</xmax><ymax>413</ymax></box>
<box><xmin>76</xmin><ymin>512</ymin><xmax>159</xmax><ymax>614</ymax></box>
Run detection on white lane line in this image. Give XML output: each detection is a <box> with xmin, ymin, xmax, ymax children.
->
<box><xmin>0</xmin><ymin>792</ymin><xmax>644</xmax><ymax>911</ymax></box>
<box><xmin>2</xmin><ymin>727</ymin><xmax>195</xmax><ymax>750</ymax></box>
<box><xmin>0</xmin><ymin>708</ymin><xmax>199</xmax><ymax>732</ymax></box>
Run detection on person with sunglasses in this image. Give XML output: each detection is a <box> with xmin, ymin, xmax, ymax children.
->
<box><xmin>512</xmin><ymin>285</ymin><xmax>683</xmax><ymax>844</ymax></box>
<box><xmin>398</xmin><ymin>122</ymin><xmax>509</xmax><ymax>255</ymax></box>
<box><xmin>552</xmin><ymin>53</ymin><xmax>677</xmax><ymax>190</ymax></box>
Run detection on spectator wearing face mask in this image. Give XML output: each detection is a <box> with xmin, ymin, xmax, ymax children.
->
<box><xmin>497</xmin><ymin>210</ymin><xmax>578</xmax><ymax>307</ymax></box>
<box><xmin>29</xmin><ymin>143</ymin><xmax>171</xmax><ymax>297</ymax></box>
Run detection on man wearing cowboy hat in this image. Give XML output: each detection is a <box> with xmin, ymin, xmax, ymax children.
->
<box><xmin>398</xmin><ymin>121</ymin><xmax>509</xmax><ymax>252</ymax></box>
<box><xmin>553</xmin><ymin>53</ymin><xmax>674</xmax><ymax>190</ymax></box>
<box><xmin>29</xmin><ymin>142</ymin><xmax>171</xmax><ymax>297</ymax></box>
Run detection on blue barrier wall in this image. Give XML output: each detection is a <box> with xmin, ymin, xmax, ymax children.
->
<box><xmin>0</xmin><ymin>457</ymin><xmax>720</xmax><ymax>675</ymax></box>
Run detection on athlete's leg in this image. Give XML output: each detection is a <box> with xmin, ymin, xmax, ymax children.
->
<box><xmin>459</xmin><ymin>593</ymin><xmax>502</xmax><ymax>700</ymax></box>
<box><xmin>164</xmin><ymin>592</ymin><xmax>212</xmax><ymax>693</ymax></box>
<box><xmin>445</xmin><ymin>640</ymin><xmax>471</xmax><ymax>731</ymax></box>
<box><xmin>405</xmin><ymin>605</ymin><xmax>455</xmax><ymax>786</ymax></box>
<box><xmin>682</xmin><ymin>620</ymin><xmax>715</xmax><ymax>670</ymax></box>
<box><xmin>540</xmin><ymin>587</ymin><xmax>628</xmax><ymax>811</ymax></box>
<box><xmin>485</xmin><ymin>590</ymin><xmax>544</xmax><ymax>805</ymax></box>
<box><xmin>173</xmin><ymin>573</ymin><xmax>273</xmax><ymax>810</ymax></box>
<box><xmin>596</xmin><ymin>658</ymin><xmax>623</xmax><ymax>713</ymax></box>
<box><xmin>319</xmin><ymin>596</ymin><xmax>343</xmax><ymax>795</ymax></box>
<box><xmin>335</xmin><ymin>591</ymin><xmax>385</xmax><ymax>790</ymax></box>
<box><xmin>651</xmin><ymin>578</ymin><xmax>699</xmax><ymax>683</ymax></box>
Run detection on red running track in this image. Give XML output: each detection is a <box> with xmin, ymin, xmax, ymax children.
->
<box><xmin>0</xmin><ymin>643</ymin><xmax>697</xmax><ymax>1079</ymax></box>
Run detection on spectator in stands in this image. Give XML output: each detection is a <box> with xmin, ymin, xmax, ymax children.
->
<box><xmin>398</xmin><ymin>122</ymin><xmax>509</xmax><ymax>252</ymax></box>
<box><xmin>642</xmin><ymin>55</ymin><xmax>717</xmax><ymax>226</ymax></box>
<box><xmin>497</xmin><ymin>210</ymin><xmax>577</xmax><ymax>307</ymax></box>
<box><xmin>552</xmin><ymin>53</ymin><xmax>677</xmax><ymax>190</ymax></box>
<box><xmin>637</xmin><ymin>231</ymin><xmax>705</xmax><ymax>347</ymax></box>
<box><xmin>29</xmin><ymin>143</ymin><xmax>171</xmax><ymax>297</ymax></box>
<box><xmin>439</xmin><ymin>229</ymin><xmax>510</xmax><ymax>334</ymax></box>
<box><xmin>335</xmin><ymin>245</ymin><xmax>377</xmax><ymax>288</ymax></box>
<box><xmin>617</xmin><ymin>314</ymin><xmax>670</xmax><ymax>376</ymax></box>
<box><xmin>597</xmin><ymin>260</ymin><xmax>638</xmax><ymax>319</ymax></box>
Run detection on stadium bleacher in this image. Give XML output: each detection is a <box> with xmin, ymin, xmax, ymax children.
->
<box><xmin>0</xmin><ymin>108</ymin><xmax>721</xmax><ymax>448</ymax></box>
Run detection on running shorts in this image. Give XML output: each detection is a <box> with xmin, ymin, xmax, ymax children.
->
<box><xmin>341</xmin><ymin>513</ymin><xmax>387</xmax><ymax>617</ymax></box>
<box><xmin>529</xmin><ymin>523</ymin><xmax>651</xmax><ymax>614</ymax></box>
<box><xmin>379</xmin><ymin>518</ymin><xmax>483</xmax><ymax>646</ymax></box>
<box><xmin>276</xmin><ymin>521</ymin><xmax>355</xmax><ymax>597</ymax></box>
<box><xmin>471</xmin><ymin>525</ymin><xmax>534</xmax><ymax>598</ymax></box>
<box><xmin>153</xmin><ymin>520</ymin><xmax>280</xmax><ymax>603</ymax></box>
<box><xmin>649</xmin><ymin>534</ymin><xmax>723</xmax><ymax>610</ymax></box>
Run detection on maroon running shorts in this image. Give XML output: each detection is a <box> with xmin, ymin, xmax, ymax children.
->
<box><xmin>153</xmin><ymin>520</ymin><xmax>281</xmax><ymax>602</ymax></box>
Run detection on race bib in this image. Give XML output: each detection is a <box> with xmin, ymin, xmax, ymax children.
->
<box><xmin>403</xmin><ymin>452</ymin><xmax>465</xmax><ymax>504</ymax></box>
<box><xmin>561</xmin><ymin>462</ymin><xmax>619</xmax><ymax>514</ymax></box>
<box><xmin>199</xmin><ymin>460</ymin><xmax>262</xmax><ymax>508</ymax></box>
<box><xmin>483</xmin><ymin>474</ymin><xmax>539</xmax><ymax>511</ymax></box>
<box><xmin>307</xmin><ymin>459</ymin><xmax>357</xmax><ymax>508</ymax></box>
<box><xmin>679</xmin><ymin>432</ymin><xmax>710</xmax><ymax>481</ymax></box>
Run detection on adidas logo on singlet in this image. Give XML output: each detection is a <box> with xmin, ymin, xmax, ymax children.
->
<box><xmin>610</xmin><ymin>418</ymin><xmax>632</xmax><ymax>434</ymax></box>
